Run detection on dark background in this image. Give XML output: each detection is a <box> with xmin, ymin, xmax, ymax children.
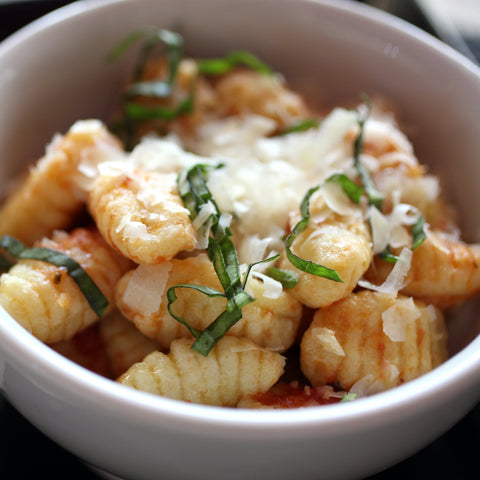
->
<box><xmin>0</xmin><ymin>1</ymin><xmax>479</xmax><ymax>479</ymax></box>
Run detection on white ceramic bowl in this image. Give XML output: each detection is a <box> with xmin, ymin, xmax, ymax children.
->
<box><xmin>1</xmin><ymin>1</ymin><xmax>480</xmax><ymax>479</ymax></box>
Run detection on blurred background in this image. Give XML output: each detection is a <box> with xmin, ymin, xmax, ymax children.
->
<box><xmin>0</xmin><ymin>0</ymin><xmax>479</xmax><ymax>479</ymax></box>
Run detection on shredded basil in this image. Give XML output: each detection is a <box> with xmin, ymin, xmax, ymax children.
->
<box><xmin>241</xmin><ymin>254</ymin><xmax>280</xmax><ymax>289</ymax></box>
<box><xmin>411</xmin><ymin>215</ymin><xmax>427</xmax><ymax>249</ymax></box>
<box><xmin>353</xmin><ymin>101</ymin><xmax>384</xmax><ymax>210</ymax></box>
<box><xmin>109</xmin><ymin>29</ymin><xmax>277</xmax><ymax>145</ymax></box>
<box><xmin>107</xmin><ymin>27</ymin><xmax>188</xmax><ymax>147</ymax></box>
<box><xmin>166</xmin><ymin>283</ymin><xmax>224</xmax><ymax>337</ymax></box>
<box><xmin>378</xmin><ymin>214</ymin><xmax>427</xmax><ymax>263</ymax></box>
<box><xmin>0</xmin><ymin>235</ymin><xmax>108</xmax><ymax>317</ymax></box>
<box><xmin>197</xmin><ymin>50</ymin><xmax>273</xmax><ymax>76</ymax></box>
<box><xmin>325</xmin><ymin>173</ymin><xmax>363</xmax><ymax>205</ymax></box>
<box><xmin>377</xmin><ymin>246</ymin><xmax>399</xmax><ymax>263</ymax></box>
<box><xmin>124</xmin><ymin>95</ymin><xmax>194</xmax><ymax>121</ymax></box>
<box><xmin>340</xmin><ymin>392</ymin><xmax>356</xmax><ymax>402</ymax></box>
<box><xmin>107</xmin><ymin>27</ymin><xmax>184</xmax><ymax>81</ymax></box>
<box><xmin>168</xmin><ymin>164</ymin><xmax>257</xmax><ymax>356</ymax></box>
<box><xmin>277</xmin><ymin>119</ymin><xmax>321</xmax><ymax>136</ymax></box>
<box><xmin>265</xmin><ymin>267</ymin><xmax>298</xmax><ymax>289</ymax></box>
<box><xmin>285</xmin><ymin>186</ymin><xmax>344</xmax><ymax>282</ymax></box>
<box><xmin>283</xmin><ymin>171</ymin><xmax>367</xmax><ymax>281</ymax></box>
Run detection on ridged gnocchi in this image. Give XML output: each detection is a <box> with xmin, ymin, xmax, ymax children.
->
<box><xmin>365</xmin><ymin>230</ymin><xmax>480</xmax><ymax>309</ymax></box>
<box><xmin>300</xmin><ymin>290</ymin><xmax>448</xmax><ymax>392</ymax></box>
<box><xmin>118</xmin><ymin>336</ymin><xmax>285</xmax><ymax>406</ymax></box>
<box><xmin>279</xmin><ymin>213</ymin><xmax>372</xmax><ymax>308</ymax></box>
<box><xmin>115</xmin><ymin>253</ymin><xmax>303</xmax><ymax>352</ymax></box>
<box><xmin>0</xmin><ymin>228</ymin><xmax>131</xmax><ymax>343</ymax></box>
<box><xmin>88</xmin><ymin>168</ymin><xmax>197</xmax><ymax>264</ymax></box>
<box><xmin>0</xmin><ymin>120</ymin><xmax>122</xmax><ymax>245</ymax></box>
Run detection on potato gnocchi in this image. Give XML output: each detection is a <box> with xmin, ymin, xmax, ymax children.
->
<box><xmin>1</xmin><ymin>32</ymin><xmax>476</xmax><ymax>408</ymax></box>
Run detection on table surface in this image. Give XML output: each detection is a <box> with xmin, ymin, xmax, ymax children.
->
<box><xmin>0</xmin><ymin>1</ymin><xmax>479</xmax><ymax>479</ymax></box>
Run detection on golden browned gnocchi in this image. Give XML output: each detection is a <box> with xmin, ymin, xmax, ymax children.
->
<box><xmin>279</xmin><ymin>213</ymin><xmax>372</xmax><ymax>308</ymax></box>
<box><xmin>365</xmin><ymin>230</ymin><xmax>480</xmax><ymax>309</ymax></box>
<box><xmin>88</xmin><ymin>168</ymin><xmax>197</xmax><ymax>263</ymax></box>
<box><xmin>0</xmin><ymin>228</ymin><xmax>131</xmax><ymax>343</ymax></box>
<box><xmin>118</xmin><ymin>336</ymin><xmax>285</xmax><ymax>406</ymax></box>
<box><xmin>115</xmin><ymin>253</ymin><xmax>303</xmax><ymax>352</ymax></box>
<box><xmin>1</xmin><ymin>30</ymin><xmax>477</xmax><ymax>408</ymax></box>
<box><xmin>300</xmin><ymin>290</ymin><xmax>448</xmax><ymax>392</ymax></box>
<box><xmin>0</xmin><ymin>120</ymin><xmax>122</xmax><ymax>245</ymax></box>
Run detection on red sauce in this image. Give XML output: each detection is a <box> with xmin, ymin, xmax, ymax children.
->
<box><xmin>70</xmin><ymin>324</ymin><xmax>113</xmax><ymax>378</ymax></box>
<box><xmin>252</xmin><ymin>382</ymin><xmax>344</xmax><ymax>408</ymax></box>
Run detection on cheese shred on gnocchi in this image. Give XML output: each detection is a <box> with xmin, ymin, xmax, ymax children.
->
<box><xmin>0</xmin><ymin>29</ymin><xmax>477</xmax><ymax>408</ymax></box>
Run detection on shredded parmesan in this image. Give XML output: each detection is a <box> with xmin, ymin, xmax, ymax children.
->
<box><xmin>349</xmin><ymin>374</ymin><xmax>388</xmax><ymax>397</ymax></box>
<box><xmin>122</xmin><ymin>263</ymin><xmax>173</xmax><ymax>315</ymax></box>
<box><xmin>313</xmin><ymin>327</ymin><xmax>345</xmax><ymax>357</ymax></box>
<box><xmin>368</xmin><ymin>202</ymin><xmax>422</xmax><ymax>254</ymax></box>
<box><xmin>320</xmin><ymin>179</ymin><xmax>360</xmax><ymax>217</ymax></box>
<box><xmin>382</xmin><ymin>296</ymin><xmax>420</xmax><ymax>342</ymax></box>
<box><xmin>358</xmin><ymin>247</ymin><xmax>412</xmax><ymax>295</ymax></box>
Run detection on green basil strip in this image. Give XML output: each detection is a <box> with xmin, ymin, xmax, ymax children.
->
<box><xmin>0</xmin><ymin>235</ymin><xmax>108</xmax><ymax>317</ymax></box>
<box><xmin>197</xmin><ymin>50</ymin><xmax>273</xmax><ymax>76</ymax></box>
<box><xmin>107</xmin><ymin>27</ymin><xmax>184</xmax><ymax>81</ymax></box>
<box><xmin>108</xmin><ymin>27</ymin><xmax>186</xmax><ymax>143</ymax></box>
<box><xmin>166</xmin><ymin>283</ymin><xmax>225</xmax><ymax>338</ymax></box>
<box><xmin>411</xmin><ymin>215</ymin><xmax>427</xmax><ymax>249</ymax></box>
<box><xmin>0</xmin><ymin>235</ymin><xmax>26</xmax><ymax>257</ymax></box>
<box><xmin>170</xmin><ymin>164</ymin><xmax>255</xmax><ymax>356</ymax></box>
<box><xmin>377</xmin><ymin>246</ymin><xmax>399</xmax><ymax>263</ymax></box>
<box><xmin>106</xmin><ymin>28</ymin><xmax>155</xmax><ymax>63</ymax></box>
<box><xmin>124</xmin><ymin>95</ymin><xmax>194</xmax><ymax>121</ymax></box>
<box><xmin>378</xmin><ymin>215</ymin><xmax>427</xmax><ymax>264</ymax></box>
<box><xmin>242</xmin><ymin>254</ymin><xmax>280</xmax><ymax>289</ymax></box>
<box><xmin>192</xmin><ymin>292</ymin><xmax>254</xmax><ymax>355</ymax></box>
<box><xmin>326</xmin><ymin>173</ymin><xmax>363</xmax><ymax>204</ymax></box>
<box><xmin>353</xmin><ymin>102</ymin><xmax>384</xmax><ymax>210</ymax></box>
<box><xmin>265</xmin><ymin>267</ymin><xmax>298</xmax><ymax>289</ymax></box>
<box><xmin>285</xmin><ymin>186</ymin><xmax>343</xmax><ymax>282</ymax></box>
<box><xmin>340</xmin><ymin>392</ymin><xmax>356</xmax><ymax>402</ymax></box>
<box><xmin>190</xmin><ymin>307</ymin><xmax>243</xmax><ymax>355</ymax></box>
<box><xmin>277</xmin><ymin>119</ymin><xmax>321</xmax><ymax>136</ymax></box>
<box><xmin>208</xmin><ymin>235</ymin><xmax>242</xmax><ymax>298</ymax></box>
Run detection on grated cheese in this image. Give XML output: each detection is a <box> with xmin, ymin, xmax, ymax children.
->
<box><xmin>313</xmin><ymin>327</ymin><xmax>345</xmax><ymax>357</ymax></box>
<box><xmin>122</xmin><ymin>262</ymin><xmax>173</xmax><ymax>316</ymax></box>
<box><xmin>382</xmin><ymin>296</ymin><xmax>421</xmax><ymax>342</ymax></box>
<box><xmin>358</xmin><ymin>247</ymin><xmax>413</xmax><ymax>295</ymax></box>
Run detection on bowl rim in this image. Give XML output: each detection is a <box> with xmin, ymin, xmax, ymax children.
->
<box><xmin>1</xmin><ymin>0</ymin><xmax>480</xmax><ymax>435</ymax></box>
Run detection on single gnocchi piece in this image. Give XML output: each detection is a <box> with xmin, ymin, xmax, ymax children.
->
<box><xmin>279</xmin><ymin>213</ymin><xmax>373</xmax><ymax>309</ymax></box>
<box><xmin>0</xmin><ymin>120</ymin><xmax>123</xmax><ymax>244</ymax></box>
<box><xmin>88</xmin><ymin>168</ymin><xmax>197</xmax><ymax>264</ymax></box>
<box><xmin>98</xmin><ymin>309</ymin><xmax>160</xmax><ymax>377</ymax></box>
<box><xmin>214</xmin><ymin>69</ymin><xmax>312</xmax><ymax>131</ymax></box>
<box><xmin>118</xmin><ymin>336</ymin><xmax>286</xmax><ymax>406</ymax></box>
<box><xmin>0</xmin><ymin>228</ymin><xmax>132</xmax><ymax>343</ymax></box>
<box><xmin>300</xmin><ymin>290</ymin><xmax>448</xmax><ymax>393</ymax></box>
<box><xmin>115</xmin><ymin>253</ymin><xmax>303</xmax><ymax>352</ymax></box>
<box><xmin>365</xmin><ymin>230</ymin><xmax>480</xmax><ymax>309</ymax></box>
<box><xmin>373</xmin><ymin>164</ymin><xmax>459</xmax><ymax>235</ymax></box>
